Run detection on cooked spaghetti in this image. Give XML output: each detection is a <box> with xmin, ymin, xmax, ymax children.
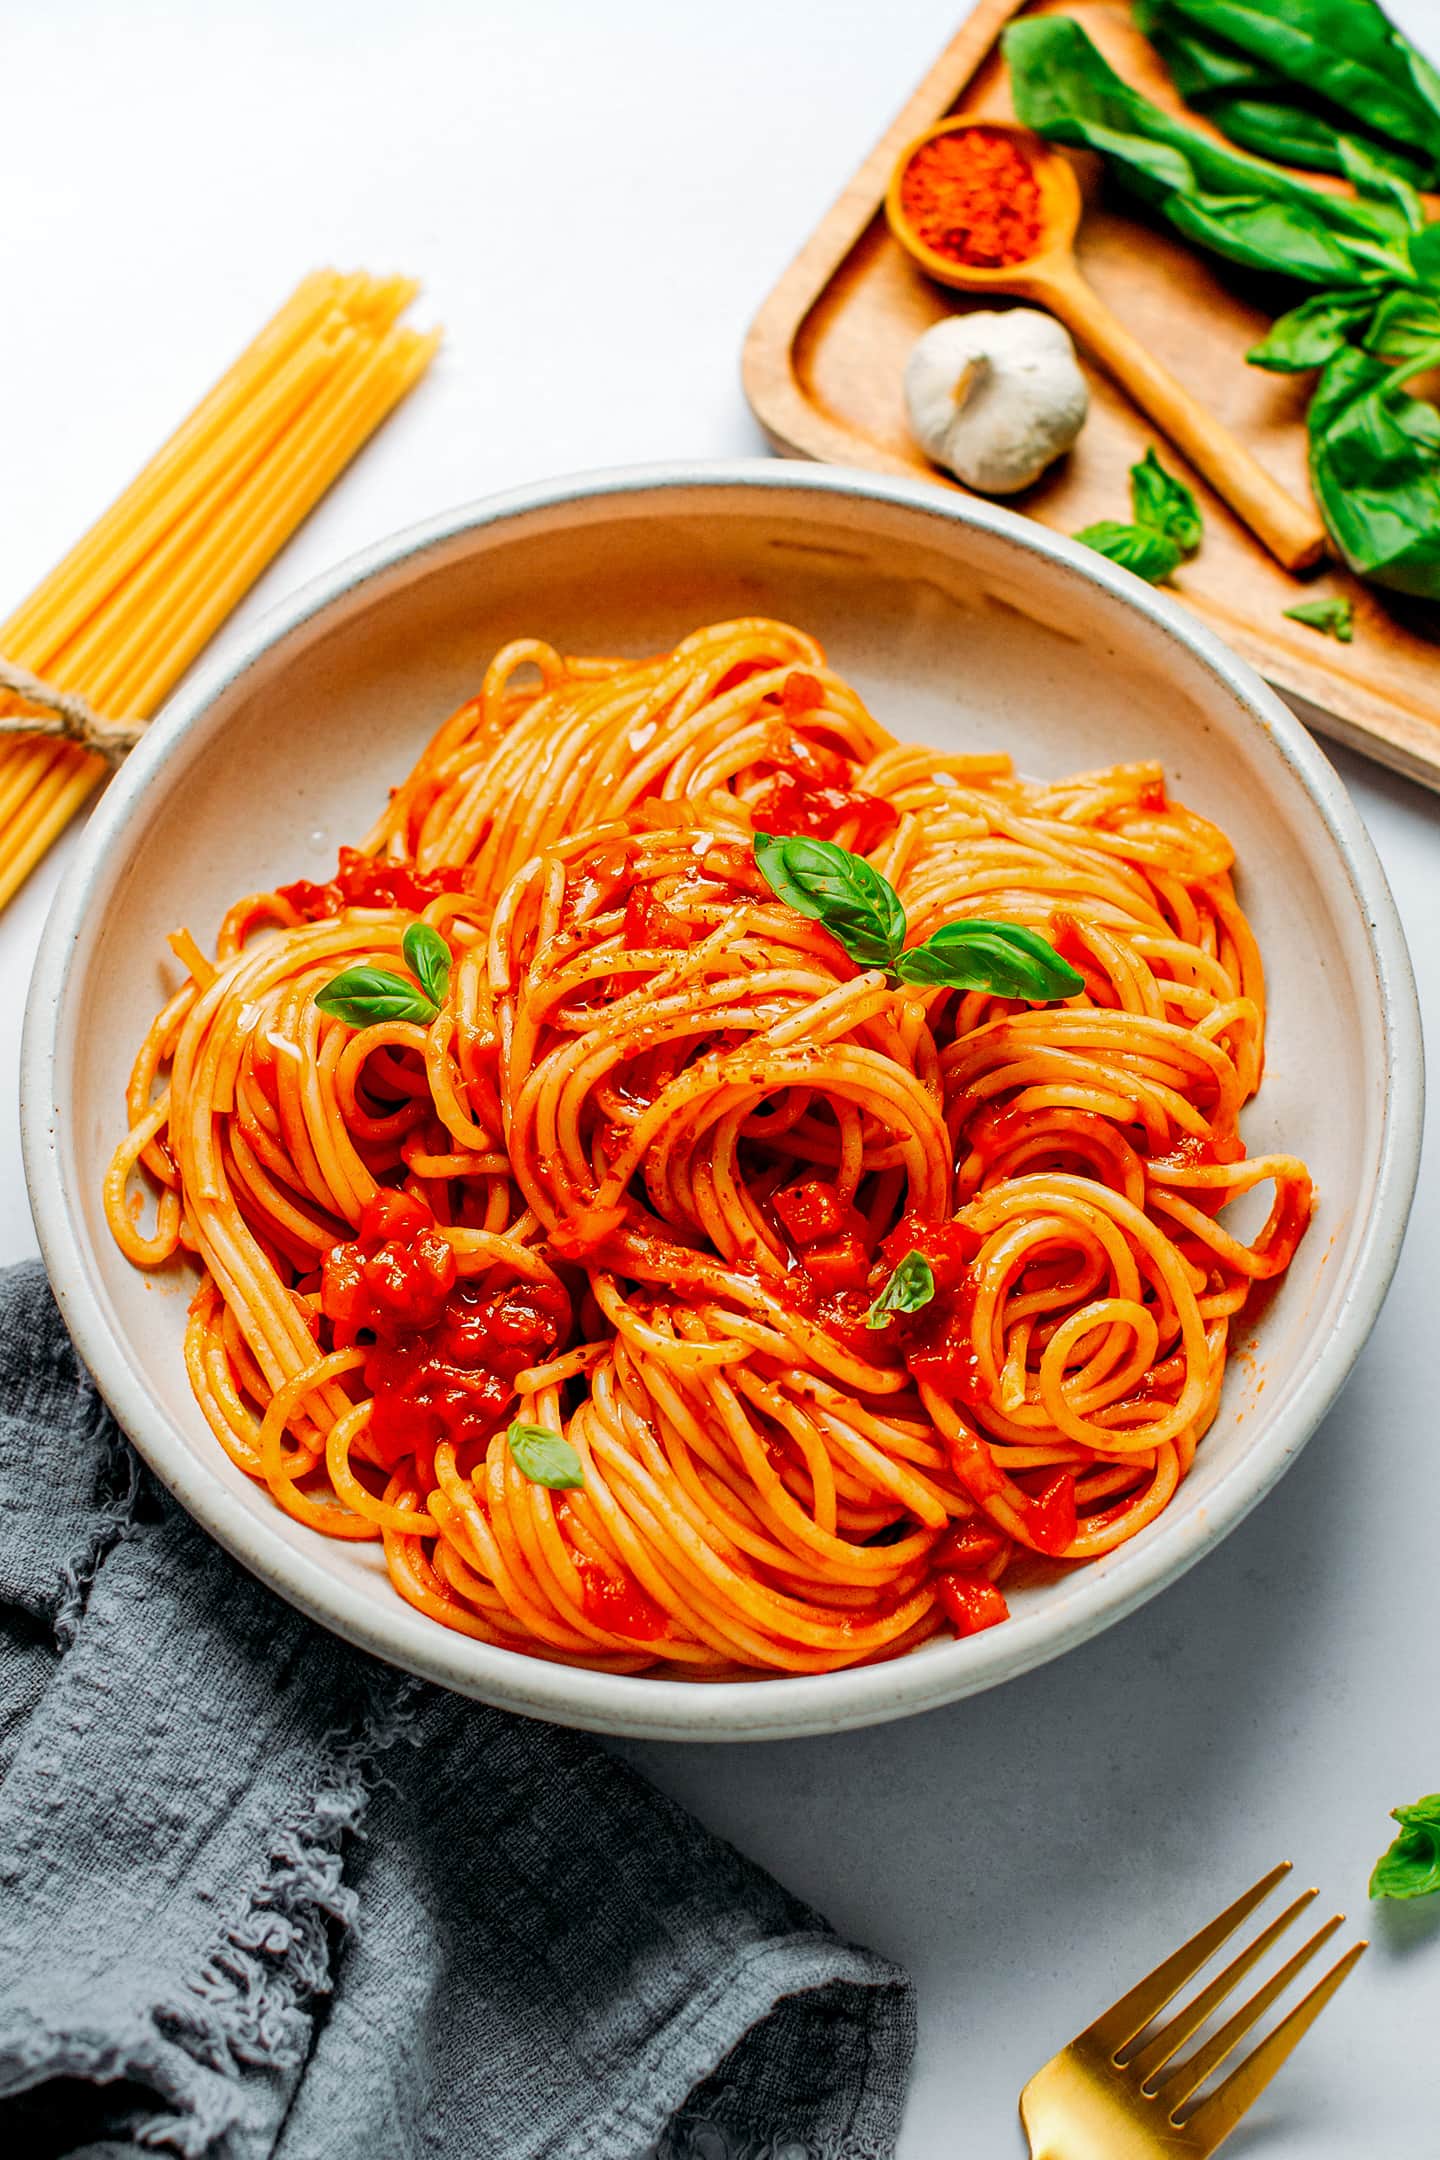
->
<box><xmin>106</xmin><ymin>618</ymin><xmax>1313</xmax><ymax>1676</ymax></box>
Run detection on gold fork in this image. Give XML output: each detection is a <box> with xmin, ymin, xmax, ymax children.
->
<box><xmin>1020</xmin><ymin>1864</ymin><xmax>1367</xmax><ymax>2159</ymax></box>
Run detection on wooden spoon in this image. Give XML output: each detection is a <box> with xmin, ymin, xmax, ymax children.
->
<box><xmin>886</xmin><ymin>119</ymin><xmax>1326</xmax><ymax>574</ymax></box>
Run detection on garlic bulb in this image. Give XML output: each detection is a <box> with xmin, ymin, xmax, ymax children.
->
<box><xmin>904</xmin><ymin>309</ymin><xmax>1089</xmax><ymax>495</ymax></box>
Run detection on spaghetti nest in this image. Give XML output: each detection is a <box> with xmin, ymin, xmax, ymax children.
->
<box><xmin>106</xmin><ymin>617</ymin><xmax>1313</xmax><ymax>1677</ymax></box>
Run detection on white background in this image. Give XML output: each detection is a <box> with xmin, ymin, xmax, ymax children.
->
<box><xmin>4</xmin><ymin>2</ymin><xmax>1440</xmax><ymax>2151</ymax></box>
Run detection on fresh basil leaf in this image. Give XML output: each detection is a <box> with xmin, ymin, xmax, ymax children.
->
<box><xmin>403</xmin><ymin>920</ymin><xmax>452</xmax><ymax>1007</ymax></box>
<box><xmin>1338</xmin><ymin>134</ymin><xmax>1424</xmax><ymax>231</ymax></box>
<box><xmin>1074</xmin><ymin>521</ymin><xmax>1184</xmax><ymax>583</ymax></box>
<box><xmin>1138</xmin><ymin>4</ymin><xmax>1436</xmax><ymax>178</ymax></box>
<box><xmin>1370</xmin><ymin>1793</ymin><xmax>1440</xmax><ymax>1901</ymax></box>
<box><xmin>1248</xmin><ymin>289</ymin><xmax>1377</xmax><ymax>372</ymax></box>
<box><xmin>1130</xmin><ymin>447</ymin><xmax>1203</xmax><ymax>554</ymax></box>
<box><xmin>1367</xmin><ymin>286</ymin><xmax>1440</xmax><ymax>364</ymax></box>
<box><xmin>866</xmin><ymin>1250</ymin><xmax>936</xmax><ymax>1329</ymax></box>
<box><xmin>1404</xmin><ymin>34</ymin><xmax>1440</xmax><ymax>134</ymax></box>
<box><xmin>1139</xmin><ymin>7</ymin><xmax>1277</xmax><ymax>98</ymax></box>
<box><xmin>1307</xmin><ymin>344</ymin><xmax>1440</xmax><ymax>599</ymax></box>
<box><xmin>895</xmin><ymin>921</ymin><xmax>1085</xmax><ymax>1001</ymax></box>
<box><xmin>1409</xmin><ymin>222</ymin><xmax>1440</xmax><ymax>286</ymax></box>
<box><xmin>1283</xmin><ymin>596</ymin><xmax>1355</xmax><ymax>640</ymax></box>
<box><xmin>315</xmin><ymin>966</ymin><xmax>439</xmax><ymax>1028</ymax></box>
<box><xmin>1005</xmin><ymin>13</ymin><xmax>1410</xmax><ymax>294</ymax></box>
<box><xmin>1076</xmin><ymin>122</ymin><xmax>1197</xmax><ymax>193</ymax></box>
<box><xmin>1166</xmin><ymin>189</ymin><xmax>1390</xmax><ymax>285</ymax></box>
<box><xmin>1155</xmin><ymin>0</ymin><xmax>1440</xmax><ymax>160</ymax></box>
<box><xmin>1203</xmin><ymin>95</ymin><xmax>1350</xmax><ymax>174</ymax></box>
<box><xmin>507</xmin><ymin>1422</ymin><xmax>586</xmax><ymax>1490</ymax></box>
<box><xmin>752</xmin><ymin>832</ymin><xmax>906</xmax><ymax>972</ymax></box>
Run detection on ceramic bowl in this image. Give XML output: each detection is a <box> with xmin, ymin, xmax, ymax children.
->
<box><xmin>21</xmin><ymin>462</ymin><xmax>1422</xmax><ymax>1741</ymax></box>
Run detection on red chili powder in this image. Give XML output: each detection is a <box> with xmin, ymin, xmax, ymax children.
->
<box><xmin>899</xmin><ymin>127</ymin><xmax>1043</xmax><ymax>270</ymax></box>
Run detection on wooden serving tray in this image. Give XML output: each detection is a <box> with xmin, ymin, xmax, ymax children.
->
<box><xmin>744</xmin><ymin>0</ymin><xmax>1440</xmax><ymax>791</ymax></box>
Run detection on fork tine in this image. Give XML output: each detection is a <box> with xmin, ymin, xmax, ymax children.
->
<box><xmin>1179</xmin><ymin>1939</ymin><xmax>1367</xmax><ymax>2155</ymax></box>
<box><xmin>1083</xmin><ymin>1862</ymin><xmax>1293</xmax><ymax>2056</ymax></box>
<box><xmin>1157</xmin><ymin>1911</ymin><xmax>1344</xmax><ymax>2111</ymax></box>
<box><xmin>1125</xmin><ymin>1888</ymin><xmax>1318</xmax><ymax>2087</ymax></box>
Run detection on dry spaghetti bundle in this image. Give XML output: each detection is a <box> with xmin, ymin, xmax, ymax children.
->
<box><xmin>105</xmin><ymin>619</ymin><xmax>1313</xmax><ymax>1675</ymax></box>
<box><xmin>0</xmin><ymin>271</ymin><xmax>439</xmax><ymax>909</ymax></box>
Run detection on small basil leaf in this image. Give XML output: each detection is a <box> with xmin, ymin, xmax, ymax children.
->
<box><xmin>1247</xmin><ymin>289</ymin><xmax>1377</xmax><ymax>373</ymax></box>
<box><xmin>1074</xmin><ymin>520</ymin><xmax>1184</xmax><ymax>584</ymax></box>
<box><xmin>403</xmin><ymin>920</ymin><xmax>452</xmax><ymax>1006</ymax></box>
<box><xmin>1283</xmin><ymin>596</ymin><xmax>1355</xmax><ymax>642</ymax></box>
<box><xmin>1370</xmin><ymin>1793</ymin><xmax>1440</xmax><ymax>1901</ymax></box>
<box><xmin>507</xmin><ymin>1422</ymin><xmax>586</xmax><ymax>1490</ymax></box>
<box><xmin>895</xmin><ymin>921</ymin><xmax>1084</xmax><ymax>1001</ymax></box>
<box><xmin>315</xmin><ymin>966</ymin><xmax>439</xmax><ymax>1028</ymax></box>
<box><xmin>753</xmin><ymin>832</ymin><xmax>906</xmax><ymax>972</ymax></box>
<box><xmin>1130</xmin><ymin>447</ymin><xmax>1203</xmax><ymax>555</ymax></box>
<box><xmin>866</xmin><ymin>1250</ymin><xmax>936</xmax><ymax>1329</ymax></box>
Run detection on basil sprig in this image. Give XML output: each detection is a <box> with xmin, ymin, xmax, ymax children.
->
<box><xmin>1370</xmin><ymin>1793</ymin><xmax>1440</xmax><ymax>1901</ymax></box>
<box><xmin>315</xmin><ymin>919</ymin><xmax>451</xmax><ymax>1029</ymax></box>
<box><xmin>507</xmin><ymin>1421</ymin><xmax>586</xmax><ymax>1490</ymax></box>
<box><xmin>753</xmin><ymin>834</ymin><xmax>1083</xmax><ymax>1001</ymax></box>
<box><xmin>866</xmin><ymin>1250</ymin><xmax>936</xmax><ymax>1329</ymax></box>
<box><xmin>1075</xmin><ymin>449</ymin><xmax>1203</xmax><ymax>586</ymax></box>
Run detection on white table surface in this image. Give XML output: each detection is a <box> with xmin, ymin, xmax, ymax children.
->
<box><xmin>5</xmin><ymin>1</ymin><xmax>1440</xmax><ymax>2150</ymax></box>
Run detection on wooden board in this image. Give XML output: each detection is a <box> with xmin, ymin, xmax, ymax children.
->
<box><xmin>743</xmin><ymin>0</ymin><xmax>1440</xmax><ymax>792</ymax></box>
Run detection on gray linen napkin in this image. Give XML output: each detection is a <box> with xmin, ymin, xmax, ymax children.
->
<box><xmin>0</xmin><ymin>1261</ymin><xmax>914</xmax><ymax>2160</ymax></box>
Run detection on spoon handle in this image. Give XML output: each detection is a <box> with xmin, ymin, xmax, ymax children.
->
<box><xmin>1035</xmin><ymin>266</ymin><xmax>1326</xmax><ymax>575</ymax></box>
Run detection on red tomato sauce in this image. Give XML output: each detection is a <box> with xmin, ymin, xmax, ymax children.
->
<box><xmin>321</xmin><ymin>1190</ymin><xmax>567</xmax><ymax>1467</ymax></box>
<box><xmin>931</xmin><ymin>1518</ymin><xmax>1008</xmax><ymax>1573</ymax></box>
<box><xmin>622</xmin><ymin>881</ymin><xmax>702</xmax><ymax>952</ymax></box>
<box><xmin>1149</xmin><ymin>1129</ymin><xmax>1247</xmax><ymax>1219</ymax></box>
<box><xmin>750</xmin><ymin>768</ymin><xmax>899</xmax><ymax>856</ymax></box>
<box><xmin>1011</xmin><ymin>1468</ymin><xmax>1078</xmax><ymax>1557</ymax></box>
<box><xmin>934</xmin><ymin>1570</ymin><xmax>1010</xmax><ymax>1636</ymax></box>
<box><xmin>773</xmin><ymin>1178</ymin><xmax>874</xmax><ymax>1294</ymax></box>
<box><xmin>1153</xmin><ymin>1131</ymin><xmax>1246</xmax><ymax>1170</ymax></box>
<box><xmin>773</xmin><ymin>1188</ymin><xmax>1001</xmax><ymax>1408</ymax></box>
<box><xmin>872</xmin><ymin>1211</ymin><xmax>992</xmax><ymax>1408</ymax></box>
<box><xmin>277</xmin><ymin>847</ymin><xmax>471</xmax><ymax>921</ymax></box>
<box><xmin>574</xmin><ymin>1553</ymin><xmax>669</xmax><ymax>1641</ymax></box>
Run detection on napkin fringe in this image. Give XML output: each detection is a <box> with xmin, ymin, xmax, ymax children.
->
<box><xmin>54</xmin><ymin>1375</ymin><xmax>142</xmax><ymax>1649</ymax></box>
<box><xmin>150</xmin><ymin>1674</ymin><xmax>426</xmax><ymax>2148</ymax></box>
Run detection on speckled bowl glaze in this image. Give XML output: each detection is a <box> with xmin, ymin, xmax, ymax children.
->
<box><xmin>21</xmin><ymin>463</ymin><xmax>1423</xmax><ymax>1741</ymax></box>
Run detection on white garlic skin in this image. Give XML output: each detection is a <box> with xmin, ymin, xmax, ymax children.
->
<box><xmin>904</xmin><ymin>309</ymin><xmax>1089</xmax><ymax>495</ymax></box>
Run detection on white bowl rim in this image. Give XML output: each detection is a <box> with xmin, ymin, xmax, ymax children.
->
<box><xmin>21</xmin><ymin>457</ymin><xmax>1424</xmax><ymax>1743</ymax></box>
